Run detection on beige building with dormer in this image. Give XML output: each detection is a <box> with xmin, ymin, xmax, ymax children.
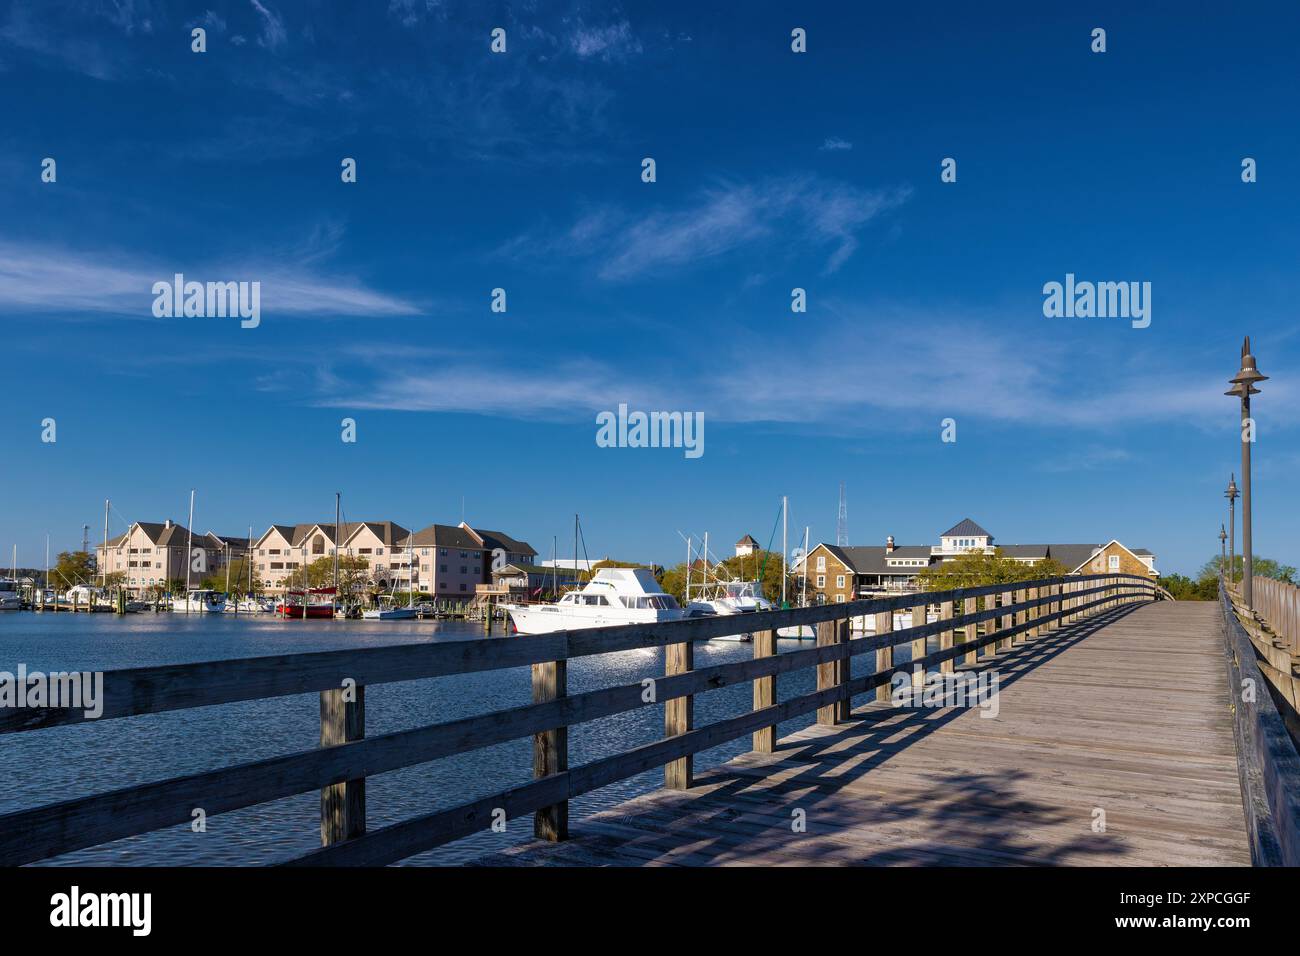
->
<box><xmin>97</xmin><ymin>520</ymin><xmax>246</xmax><ymax>594</ymax></box>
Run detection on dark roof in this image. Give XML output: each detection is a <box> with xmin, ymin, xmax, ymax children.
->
<box><xmin>1132</xmin><ymin>548</ymin><xmax>1153</xmax><ymax>556</ymax></box>
<box><xmin>1045</xmin><ymin>544</ymin><xmax>1102</xmax><ymax>570</ymax></box>
<box><xmin>941</xmin><ymin>518</ymin><xmax>990</xmax><ymax>538</ymax></box>
<box><xmin>408</xmin><ymin>523</ymin><xmax>483</xmax><ymax>550</ymax></box>
<box><xmin>885</xmin><ymin>545</ymin><xmax>931</xmax><ymax>559</ymax></box>
<box><xmin>998</xmin><ymin>544</ymin><xmax>1050</xmax><ymax>559</ymax></box>
<box><xmin>475</xmin><ymin>528</ymin><xmax>537</xmax><ymax>557</ymax></box>
<box><xmin>736</xmin><ymin>534</ymin><xmax>759</xmax><ymax>546</ymax></box>
<box><xmin>822</xmin><ymin>545</ymin><xmax>893</xmax><ymax>575</ymax></box>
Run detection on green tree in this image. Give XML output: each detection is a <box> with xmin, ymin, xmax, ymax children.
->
<box><xmin>50</xmin><ymin>551</ymin><xmax>94</xmax><ymax>590</ymax></box>
<box><xmin>916</xmin><ymin>549</ymin><xmax>1069</xmax><ymax>591</ymax></box>
<box><xmin>1197</xmin><ymin>555</ymin><xmax>1295</xmax><ymax>586</ymax></box>
<box><xmin>201</xmin><ymin>558</ymin><xmax>264</xmax><ymax>597</ymax></box>
<box><xmin>1158</xmin><ymin>572</ymin><xmax>1216</xmax><ymax>601</ymax></box>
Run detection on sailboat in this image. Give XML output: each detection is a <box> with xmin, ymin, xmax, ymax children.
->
<box><xmin>362</xmin><ymin>533</ymin><xmax>418</xmax><ymax>619</ymax></box>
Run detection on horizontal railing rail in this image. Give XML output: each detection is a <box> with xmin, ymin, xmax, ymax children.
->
<box><xmin>1219</xmin><ymin>582</ymin><xmax>1300</xmax><ymax>866</ymax></box>
<box><xmin>0</xmin><ymin>573</ymin><xmax>1162</xmax><ymax>867</ymax></box>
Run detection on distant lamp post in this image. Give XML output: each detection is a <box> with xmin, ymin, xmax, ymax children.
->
<box><xmin>1219</xmin><ymin>524</ymin><xmax>1227</xmax><ymax>580</ymax></box>
<box><xmin>1226</xmin><ymin>337</ymin><xmax>1267</xmax><ymax>609</ymax></box>
<box><xmin>1225</xmin><ymin>475</ymin><xmax>1239</xmax><ymax>585</ymax></box>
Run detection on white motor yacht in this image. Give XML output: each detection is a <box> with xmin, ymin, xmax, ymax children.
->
<box><xmin>170</xmin><ymin>589</ymin><xmax>228</xmax><ymax>613</ymax></box>
<box><xmin>506</xmin><ymin>567</ymin><xmax>682</xmax><ymax>635</ymax></box>
<box><xmin>0</xmin><ymin>578</ymin><xmax>21</xmax><ymax>610</ymax></box>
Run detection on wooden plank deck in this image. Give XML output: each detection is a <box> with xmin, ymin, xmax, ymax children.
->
<box><xmin>476</xmin><ymin>601</ymin><xmax>1251</xmax><ymax>866</ymax></box>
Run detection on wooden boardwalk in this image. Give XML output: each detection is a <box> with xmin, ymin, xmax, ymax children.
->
<box><xmin>478</xmin><ymin>601</ymin><xmax>1250</xmax><ymax>866</ymax></box>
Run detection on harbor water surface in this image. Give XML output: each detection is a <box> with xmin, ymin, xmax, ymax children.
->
<box><xmin>0</xmin><ymin>612</ymin><xmax>911</xmax><ymax>865</ymax></box>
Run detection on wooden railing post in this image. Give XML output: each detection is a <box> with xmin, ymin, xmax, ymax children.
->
<box><xmin>665</xmin><ymin>641</ymin><xmax>693</xmax><ymax>789</ymax></box>
<box><xmin>816</xmin><ymin>612</ymin><xmax>850</xmax><ymax>725</ymax></box>
<box><xmin>938</xmin><ymin>597</ymin><xmax>954</xmax><ymax>673</ymax></box>
<box><xmin>874</xmin><ymin>609</ymin><xmax>893</xmax><ymax>703</ymax></box>
<box><xmin>752</xmin><ymin>628</ymin><xmax>777</xmax><ymax>753</ymax></box>
<box><xmin>320</xmin><ymin>684</ymin><xmax>365</xmax><ymax>845</ymax></box>
<box><xmin>964</xmin><ymin>595</ymin><xmax>980</xmax><ymax>660</ymax></box>
<box><xmin>1027</xmin><ymin>585</ymin><xmax>1040</xmax><ymax>638</ymax></box>
<box><xmin>910</xmin><ymin>600</ymin><xmax>928</xmax><ymax>687</ymax></box>
<box><xmin>999</xmin><ymin>589</ymin><xmax>1014</xmax><ymax>650</ymax></box>
<box><xmin>533</xmin><ymin>659</ymin><xmax>569</xmax><ymax>838</ymax></box>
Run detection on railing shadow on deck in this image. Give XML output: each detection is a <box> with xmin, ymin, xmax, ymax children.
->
<box><xmin>474</xmin><ymin>603</ymin><xmax>1141</xmax><ymax>867</ymax></box>
<box><xmin>0</xmin><ymin>574</ymin><xmax>1161</xmax><ymax>866</ymax></box>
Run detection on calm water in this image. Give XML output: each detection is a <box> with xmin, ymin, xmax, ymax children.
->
<box><xmin>0</xmin><ymin>611</ymin><xmax>899</xmax><ymax>866</ymax></box>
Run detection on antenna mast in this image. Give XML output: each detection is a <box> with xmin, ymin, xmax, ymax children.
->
<box><xmin>836</xmin><ymin>482</ymin><xmax>849</xmax><ymax>547</ymax></box>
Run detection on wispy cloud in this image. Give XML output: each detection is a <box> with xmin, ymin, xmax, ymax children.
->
<box><xmin>249</xmin><ymin>0</ymin><xmax>286</xmax><ymax>50</ymax></box>
<box><xmin>302</xmin><ymin>309</ymin><xmax>1288</xmax><ymax>435</ymax></box>
<box><xmin>569</xmin><ymin>20</ymin><xmax>642</xmax><ymax>61</ymax></box>
<box><xmin>819</xmin><ymin>137</ymin><xmax>853</xmax><ymax>152</ymax></box>
<box><xmin>501</xmin><ymin>176</ymin><xmax>911</xmax><ymax>280</ymax></box>
<box><xmin>0</xmin><ymin>237</ymin><xmax>420</xmax><ymax>318</ymax></box>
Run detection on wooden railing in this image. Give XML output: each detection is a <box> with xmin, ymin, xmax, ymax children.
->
<box><xmin>0</xmin><ymin>573</ymin><xmax>1162</xmax><ymax>867</ymax></box>
<box><xmin>1219</xmin><ymin>581</ymin><xmax>1300</xmax><ymax>865</ymax></box>
<box><xmin>1253</xmin><ymin>576</ymin><xmax>1300</xmax><ymax>657</ymax></box>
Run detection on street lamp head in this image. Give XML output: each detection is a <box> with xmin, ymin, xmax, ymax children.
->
<box><xmin>1226</xmin><ymin>335</ymin><xmax>1268</xmax><ymax>397</ymax></box>
<box><xmin>1225</xmin><ymin>474</ymin><xmax>1239</xmax><ymax>500</ymax></box>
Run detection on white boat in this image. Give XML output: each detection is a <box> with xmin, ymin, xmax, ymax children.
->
<box><xmin>0</xmin><ymin>578</ymin><xmax>21</xmax><ymax>610</ymax></box>
<box><xmin>226</xmin><ymin>596</ymin><xmax>273</xmax><ymax>613</ymax></box>
<box><xmin>170</xmin><ymin>589</ymin><xmax>227</xmax><ymax>613</ymax></box>
<box><xmin>506</xmin><ymin>567</ymin><xmax>683</xmax><ymax>635</ymax></box>
<box><xmin>361</xmin><ymin>598</ymin><xmax>418</xmax><ymax>620</ymax></box>
<box><xmin>685</xmin><ymin>579</ymin><xmax>777</xmax><ymax>641</ymax></box>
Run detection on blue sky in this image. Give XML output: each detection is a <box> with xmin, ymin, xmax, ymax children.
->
<box><xmin>1</xmin><ymin>1</ymin><xmax>1297</xmax><ymax>576</ymax></box>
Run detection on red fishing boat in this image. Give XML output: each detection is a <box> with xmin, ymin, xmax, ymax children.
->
<box><xmin>276</xmin><ymin>586</ymin><xmax>337</xmax><ymax>619</ymax></box>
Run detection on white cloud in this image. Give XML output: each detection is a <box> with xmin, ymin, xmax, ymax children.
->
<box><xmin>569</xmin><ymin>20</ymin><xmax>642</xmax><ymax>61</ymax></box>
<box><xmin>502</xmin><ymin>176</ymin><xmax>910</xmax><ymax>280</ymax></box>
<box><xmin>249</xmin><ymin>0</ymin><xmax>286</xmax><ymax>49</ymax></box>
<box><xmin>0</xmin><ymin>238</ymin><xmax>420</xmax><ymax>318</ymax></box>
<box><xmin>819</xmin><ymin>137</ymin><xmax>853</xmax><ymax>152</ymax></box>
<box><xmin>304</xmin><ymin>309</ymin><xmax>1284</xmax><ymax>435</ymax></box>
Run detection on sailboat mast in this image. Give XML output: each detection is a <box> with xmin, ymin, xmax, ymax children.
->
<box><xmin>334</xmin><ymin>492</ymin><xmax>341</xmax><ymax>615</ymax></box>
<box><xmin>574</xmin><ymin>514</ymin><xmax>579</xmax><ymax>583</ymax></box>
<box><xmin>703</xmin><ymin>532</ymin><xmax>709</xmax><ymax>589</ymax></box>
<box><xmin>685</xmin><ymin>535</ymin><xmax>691</xmax><ymax>603</ymax></box>
<box><xmin>781</xmin><ymin>496</ymin><xmax>788</xmax><ymax>605</ymax></box>
<box><xmin>102</xmin><ymin>498</ymin><xmax>109</xmax><ymax>588</ymax></box>
<box><xmin>801</xmin><ymin>526</ymin><xmax>809</xmax><ymax>606</ymax></box>
<box><xmin>185</xmin><ymin>489</ymin><xmax>195</xmax><ymax>613</ymax></box>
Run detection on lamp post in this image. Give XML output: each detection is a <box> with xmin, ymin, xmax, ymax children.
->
<box><xmin>1226</xmin><ymin>337</ymin><xmax>1267</xmax><ymax>609</ymax></box>
<box><xmin>1225</xmin><ymin>475</ymin><xmax>1238</xmax><ymax>586</ymax></box>
<box><xmin>1219</xmin><ymin>524</ymin><xmax>1227</xmax><ymax>581</ymax></box>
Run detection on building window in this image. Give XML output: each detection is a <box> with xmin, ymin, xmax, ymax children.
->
<box><xmin>816</xmin><ymin>556</ymin><xmax>826</xmax><ymax>571</ymax></box>
<box><xmin>835</xmin><ymin>594</ymin><xmax>845</xmax><ymax>603</ymax></box>
<box><xmin>816</xmin><ymin>575</ymin><xmax>825</xmax><ymax>588</ymax></box>
<box><xmin>1108</xmin><ymin>555</ymin><xmax>1120</xmax><ymax>571</ymax></box>
<box><xmin>836</xmin><ymin>575</ymin><xmax>845</xmax><ymax>588</ymax></box>
<box><xmin>459</xmin><ymin>583</ymin><xmax>467</xmax><ymax>592</ymax></box>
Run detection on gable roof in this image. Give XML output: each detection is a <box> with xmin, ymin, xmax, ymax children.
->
<box><xmin>736</xmin><ymin>534</ymin><xmax>759</xmax><ymax>547</ymax></box>
<box><xmin>1065</xmin><ymin>539</ymin><xmax>1148</xmax><ymax>574</ymax></box>
<box><xmin>408</xmin><ymin>523</ymin><xmax>484</xmax><ymax>550</ymax></box>
<box><xmin>475</xmin><ymin>528</ymin><xmax>537</xmax><ymax>557</ymax></box>
<box><xmin>941</xmin><ymin>518</ymin><xmax>990</xmax><ymax>538</ymax></box>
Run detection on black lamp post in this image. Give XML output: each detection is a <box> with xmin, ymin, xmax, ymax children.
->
<box><xmin>1225</xmin><ymin>475</ymin><xmax>1238</xmax><ymax>585</ymax></box>
<box><xmin>1226</xmin><ymin>337</ymin><xmax>1267</xmax><ymax>609</ymax></box>
<box><xmin>1219</xmin><ymin>524</ymin><xmax>1227</xmax><ymax>581</ymax></box>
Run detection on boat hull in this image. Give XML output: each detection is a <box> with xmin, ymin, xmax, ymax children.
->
<box><xmin>275</xmin><ymin>604</ymin><xmax>335</xmax><ymax>619</ymax></box>
<box><xmin>506</xmin><ymin>605</ymin><xmax>682</xmax><ymax>635</ymax></box>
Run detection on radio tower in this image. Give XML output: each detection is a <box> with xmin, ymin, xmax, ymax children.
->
<box><xmin>836</xmin><ymin>482</ymin><xmax>849</xmax><ymax>546</ymax></box>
